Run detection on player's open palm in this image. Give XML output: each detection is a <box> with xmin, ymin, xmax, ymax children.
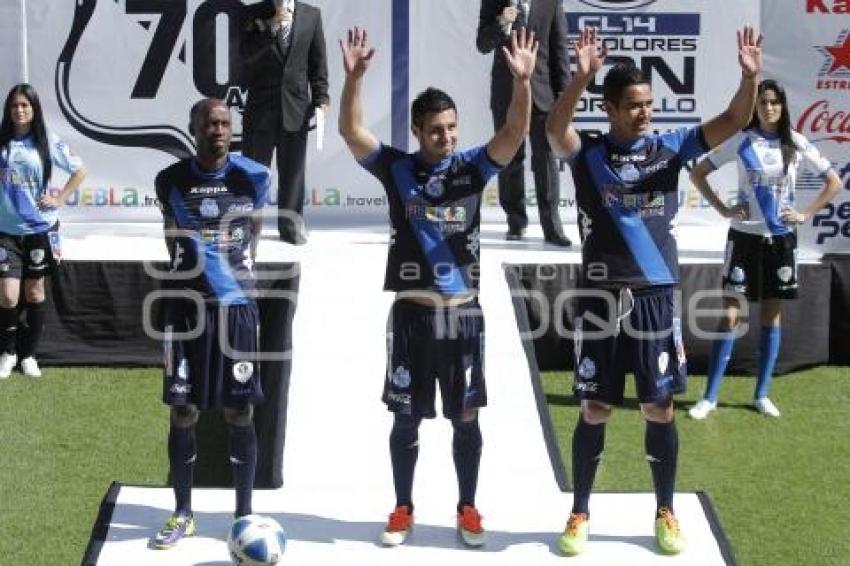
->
<box><xmin>573</xmin><ymin>27</ymin><xmax>607</xmax><ymax>79</ymax></box>
<box><xmin>340</xmin><ymin>27</ymin><xmax>375</xmax><ymax>79</ymax></box>
<box><xmin>737</xmin><ymin>26</ymin><xmax>762</xmax><ymax>77</ymax></box>
<box><xmin>503</xmin><ymin>28</ymin><xmax>538</xmax><ymax>82</ymax></box>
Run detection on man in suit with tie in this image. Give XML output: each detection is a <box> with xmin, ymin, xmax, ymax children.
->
<box><xmin>241</xmin><ymin>0</ymin><xmax>329</xmax><ymax>244</ymax></box>
<box><xmin>477</xmin><ymin>0</ymin><xmax>572</xmax><ymax>246</ymax></box>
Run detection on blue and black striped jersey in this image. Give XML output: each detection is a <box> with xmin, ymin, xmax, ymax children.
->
<box><xmin>360</xmin><ymin>144</ymin><xmax>502</xmax><ymax>295</ymax></box>
<box><xmin>155</xmin><ymin>154</ymin><xmax>270</xmax><ymax>305</ymax></box>
<box><xmin>568</xmin><ymin>128</ymin><xmax>708</xmax><ymax>288</ymax></box>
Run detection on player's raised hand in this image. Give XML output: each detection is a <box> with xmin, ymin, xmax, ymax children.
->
<box><xmin>573</xmin><ymin>27</ymin><xmax>607</xmax><ymax>80</ymax></box>
<box><xmin>737</xmin><ymin>26</ymin><xmax>762</xmax><ymax>77</ymax></box>
<box><xmin>340</xmin><ymin>27</ymin><xmax>375</xmax><ymax>79</ymax></box>
<box><xmin>502</xmin><ymin>28</ymin><xmax>538</xmax><ymax>81</ymax></box>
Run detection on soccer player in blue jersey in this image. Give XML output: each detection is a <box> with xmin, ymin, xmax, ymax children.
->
<box><xmin>0</xmin><ymin>84</ymin><xmax>87</xmax><ymax>379</ymax></box>
<box><xmin>339</xmin><ymin>26</ymin><xmax>537</xmax><ymax>547</ymax></box>
<box><xmin>687</xmin><ymin>79</ymin><xmax>841</xmax><ymax>420</ymax></box>
<box><xmin>151</xmin><ymin>98</ymin><xmax>270</xmax><ymax>549</ymax></box>
<box><xmin>545</xmin><ymin>26</ymin><xmax>763</xmax><ymax>555</ymax></box>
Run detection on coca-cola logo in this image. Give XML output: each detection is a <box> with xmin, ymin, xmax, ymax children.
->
<box><xmin>796</xmin><ymin>100</ymin><xmax>850</xmax><ymax>144</ymax></box>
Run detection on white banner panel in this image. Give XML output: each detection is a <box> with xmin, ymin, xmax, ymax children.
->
<box><xmin>6</xmin><ymin>0</ymin><xmax>846</xmax><ymax>255</ymax></box>
<box><xmin>762</xmin><ymin>0</ymin><xmax>850</xmax><ymax>254</ymax></box>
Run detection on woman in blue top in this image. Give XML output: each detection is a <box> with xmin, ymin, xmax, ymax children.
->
<box><xmin>688</xmin><ymin>79</ymin><xmax>841</xmax><ymax>419</ymax></box>
<box><xmin>0</xmin><ymin>84</ymin><xmax>87</xmax><ymax>378</ymax></box>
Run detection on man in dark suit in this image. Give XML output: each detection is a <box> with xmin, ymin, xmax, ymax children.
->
<box><xmin>241</xmin><ymin>0</ymin><xmax>329</xmax><ymax>244</ymax></box>
<box><xmin>477</xmin><ymin>0</ymin><xmax>572</xmax><ymax>246</ymax></box>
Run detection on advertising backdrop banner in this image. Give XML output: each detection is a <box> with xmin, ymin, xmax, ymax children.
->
<box><xmin>762</xmin><ymin>0</ymin><xmax>850</xmax><ymax>255</ymax></box>
<box><xmin>1</xmin><ymin>0</ymin><xmax>847</xmax><ymax>255</ymax></box>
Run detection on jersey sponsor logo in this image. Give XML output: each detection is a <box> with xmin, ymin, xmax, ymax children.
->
<box><xmin>199</xmin><ymin>198</ymin><xmax>220</xmax><ymax>218</ymax></box>
<box><xmin>574</xmin><ymin>381</ymin><xmax>598</xmax><ymax>393</ymax></box>
<box><xmin>233</xmin><ymin>361</ymin><xmax>254</xmax><ymax>383</ymax></box>
<box><xmin>450</xmin><ymin>175</ymin><xmax>472</xmax><ymax>187</ymax></box>
<box><xmin>170</xmin><ymin>383</ymin><xmax>191</xmax><ymax>395</ymax></box>
<box><xmin>386</xmin><ymin>391</ymin><xmax>412</xmax><ymax>405</ymax></box>
<box><xmin>391</xmin><ymin>365</ymin><xmax>411</xmax><ymax>389</ymax></box>
<box><xmin>58</xmin><ymin>0</ymin><xmax>248</xmax><ymax>158</ymax></box>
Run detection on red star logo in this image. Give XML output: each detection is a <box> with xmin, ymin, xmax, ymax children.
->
<box><xmin>821</xmin><ymin>33</ymin><xmax>850</xmax><ymax>73</ymax></box>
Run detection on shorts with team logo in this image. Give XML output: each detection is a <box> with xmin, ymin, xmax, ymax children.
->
<box><xmin>573</xmin><ymin>286</ymin><xmax>687</xmax><ymax>405</ymax></box>
<box><xmin>163</xmin><ymin>299</ymin><xmax>263</xmax><ymax>410</ymax></box>
<box><xmin>0</xmin><ymin>225</ymin><xmax>62</xmax><ymax>279</ymax></box>
<box><xmin>722</xmin><ymin>228</ymin><xmax>798</xmax><ymax>301</ymax></box>
<box><xmin>383</xmin><ymin>298</ymin><xmax>486</xmax><ymax>419</ymax></box>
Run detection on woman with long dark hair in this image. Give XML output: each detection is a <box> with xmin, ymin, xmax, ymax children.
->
<box><xmin>0</xmin><ymin>84</ymin><xmax>87</xmax><ymax>378</ymax></box>
<box><xmin>688</xmin><ymin>79</ymin><xmax>841</xmax><ymax>419</ymax></box>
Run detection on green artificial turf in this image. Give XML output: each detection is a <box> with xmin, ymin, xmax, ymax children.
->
<box><xmin>0</xmin><ymin>368</ymin><xmax>167</xmax><ymax>565</ymax></box>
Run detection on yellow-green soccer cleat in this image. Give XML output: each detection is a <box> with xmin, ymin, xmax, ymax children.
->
<box><xmin>152</xmin><ymin>513</ymin><xmax>196</xmax><ymax>549</ymax></box>
<box><xmin>655</xmin><ymin>507</ymin><xmax>685</xmax><ymax>554</ymax></box>
<box><xmin>558</xmin><ymin>512</ymin><xmax>589</xmax><ymax>556</ymax></box>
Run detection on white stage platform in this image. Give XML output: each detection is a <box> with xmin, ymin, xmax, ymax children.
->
<box><xmin>81</xmin><ymin>220</ymin><xmax>733</xmax><ymax>565</ymax></box>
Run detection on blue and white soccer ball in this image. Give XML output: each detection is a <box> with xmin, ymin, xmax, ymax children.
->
<box><xmin>227</xmin><ymin>514</ymin><xmax>287</xmax><ymax>565</ymax></box>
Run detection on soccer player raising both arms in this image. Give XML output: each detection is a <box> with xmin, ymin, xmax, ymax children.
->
<box><xmin>151</xmin><ymin>99</ymin><xmax>270</xmax><ymax>550</ymax></box>
<box><xmin>339</xmin><ymin>26</ymin><xmax>535</xmax><ymax>547</ymax></box>
<box><xmin>545</xmin><ymin>26</ymin><xmax>762</xmax><ymax>555</ymax></box>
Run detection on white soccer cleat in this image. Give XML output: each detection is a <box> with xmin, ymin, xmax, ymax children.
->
<box><xmin>0</xmin><ymin>352</ymin><xmax>17</xmax><ymax>379</ymax></box>
<box><xmin>688</xmin><ymin>399</ymin><xmax>717</xmax><ymax>420</ymax></box>
<box><xmin>20</xmin><ymin>357</ymin><xmax>42</xmax><ymax>378</ymax></box>
<box><xmin>753</xmin><ymin>398</ymin><xmax>780</xmax><ymax>417</ymax></box>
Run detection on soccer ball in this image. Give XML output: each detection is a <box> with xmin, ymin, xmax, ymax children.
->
<box><xmin>227</xmin><ymin>514</ymin><xmax>287</xmax><ymax>565</ymax></box>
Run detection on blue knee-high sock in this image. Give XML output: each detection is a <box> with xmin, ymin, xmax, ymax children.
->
<box><xmin>168</xmin><ymin>424</ymin><xmax>196</xmax><ymax>515</ymax></box>
<box><xmin>755</xmin><ymin>326</ymin><xmax>781</xmax><ymax>400</ymax></box>
<box><xmin>571</xmin><ymin>416</ymin><xmax>605</xmax><ymax>515</ymax></box>
<box><xmin>452</xmin><ymin>418</ymin><xmax>482</xmax><ymax>511</ymax></box>
<box><xmin>704</xmin><ymin>333</ymin><xmax>736</xmax><ymax>402</ymax></box>
<box><xmin>228</xmin><ymin>423</ymin><xmax>257</xmax><ymax>518</ymax></box>
<box><xmin>645</xmin><ymin>420</ymin><xmax>679</xmax><ymax>514</ymax></box>
<box><xmin>389</xmin><ymin>415</ymin><xmax>421</xmax><ymax>510</ymax></box>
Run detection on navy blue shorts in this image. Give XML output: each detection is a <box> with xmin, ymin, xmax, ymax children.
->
<box><xmin>0</xmin><ymin>225</ymin><xmax>62</xmax><ymax>279</ymax></box>
<box><xmin>573</xmin><ymin>286</ymin><xmax>687</xmax><ymax>405</ymax></box>
<box><xmin>383</xmin><ymin>298</ymin><xmax>486</xmax><ymax>419</ymax></box>
<box><xmin>722</xmin><ymin>229</ymin><xmax>798</xmax><ymax>301</ymax></box>
<box><xmin>163</xmin><ymin>300</ymin><xmax>263</xmax><ymax>410</ymax></box>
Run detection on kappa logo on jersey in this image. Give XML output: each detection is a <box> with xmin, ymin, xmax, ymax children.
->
<box><xmin>233</xmin><ymin>361</ymin><xmax>254</xmax><ymax>383</ymax></box>
<box><xmin>58</xmin><ymin>0</ymin><xmax>248</xmax><ymax>159</ymax></box>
